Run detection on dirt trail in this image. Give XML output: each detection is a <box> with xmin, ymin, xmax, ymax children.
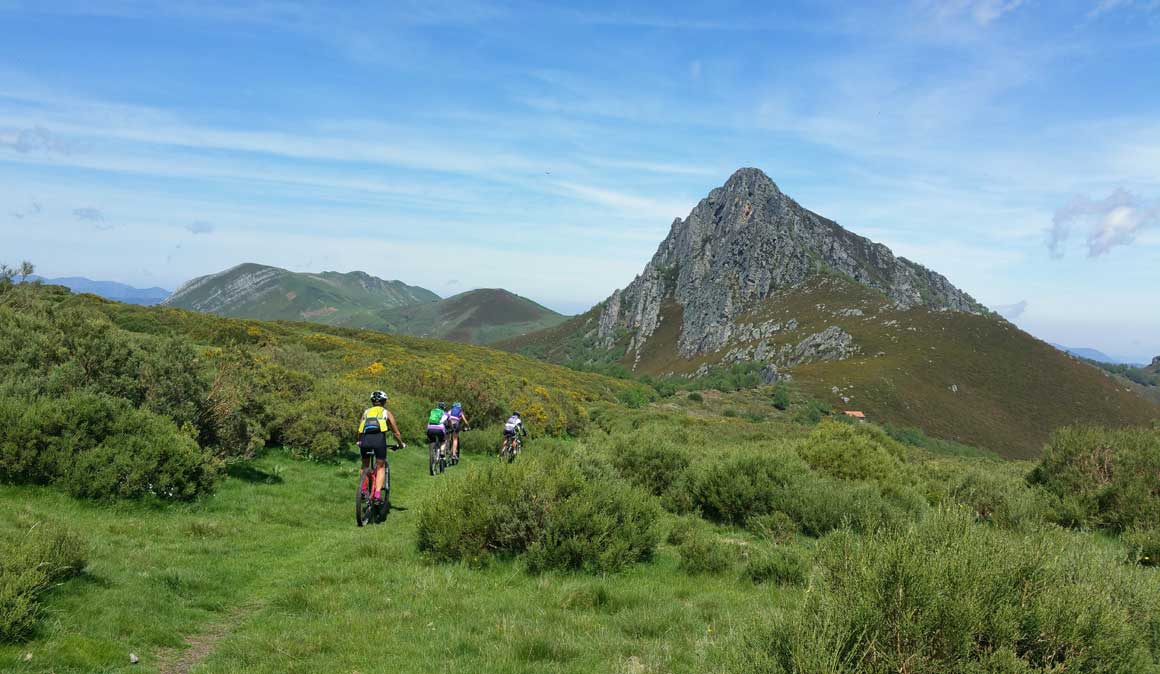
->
<box><xmin>155</xmin><ymin>606</ymin><xmax>254</xmax><ymax>674</ymax></box>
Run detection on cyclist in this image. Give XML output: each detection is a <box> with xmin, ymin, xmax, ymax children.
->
<box><xmin>501</xmin><ymin>411</ymin><xmax>527</xmax><ymax>457</ymax></box>
<box><xmin>446</xmin><ymin>401</ymin><xmax>470</xmax><ymax>461</ymax></box>
<box><xmin>357</xmin><ymin>391</ymin><xmax>405</xmax><ymax>508</ymax></box>
<box><xmin>426</xmin><ymin>402</ymin><xmax>450</xmax><ymax>462</ymax></box>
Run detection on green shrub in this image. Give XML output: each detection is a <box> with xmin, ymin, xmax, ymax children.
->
<box><xmin>687</xmin><ymin>392</ymin><xmax>703</xmax><ymax>403</ymax></box>
<box><xmin>795</xmin><ymin>421</ymin><xmax>912</xmax><ymax>484</ymax></box>
<box><xmin>0</xmin><ymin>523</ymin><xmax>88</xmax><ymax>643</ymax></box>
<box><xmin>610</xmin><ymin>441</ymin><xmax>690</xmax><ymax>498</ymax></box>
<box><xmin>666</xmin><ymin>516</ymin><xmax>709</xmax><ymax>546</ymax></box>
<box><xmin>677</xmin><ymin>534</ymin><xmax>734</xmax><ymax>575</ymax></box>
<box><xmin>0</xmin><ymin>391</ymin><xmax>217</xmax><ymax>500</ymax></box>
<box><xmin>1028</xmin><ymin>426</ymin><xmax>1160</xmax><ymax>531</ymax></box>
<box><xmin>949</xmin><ymin>468</ymin><xmax>1053</xmax><ymax>529</ymax></box>
<box><xmin>771</xmin><ymin>384</ymin><xmax>790</xmax><ymax>411</ymax></box>
<box><xmin>1123</xmin><ymin>527</ymin><xmax>1160</xmax><ymax>567</ymax></box>
<box><xmin>730</xmin><ymin>509</ymin><xmax>1160</xmax><ymax>673</ymax></box>
<box><xmin>744</xmin><ymin>546</ymin><xmax>808</xmax><ymax>585</ymax></box>
<box><xmin>746</xmin><ymin>512</ymin><xmax>798</xmax><ymax>544</ymax></box>
<box><xmin>690</xmin><ymin>451</ymin><xmax>923</xmax><ymax>536</ymax></box>
<box><xmin>416</xmin><ymin>457</ymin><xmax>660</xmax><ymax>573</ymax></box>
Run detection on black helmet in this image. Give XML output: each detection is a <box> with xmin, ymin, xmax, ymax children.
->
<box><xmin>371</xmin><ymin>390</ymin><xmax>388</xmax><ymax>404</ymax></box>
<box><xmin>436</xmin><ymin>401</ymin><xmax>447</xmax><ymax>410</ymax></box>
<box><xmin>511</xmin><ymin>411</ymin><xmax>521</xmax><ymax>418</ymax></box>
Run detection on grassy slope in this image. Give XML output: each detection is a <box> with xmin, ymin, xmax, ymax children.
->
<box><xmin>503</xmin><ymin>276</ymin><xmax>1159</xmax><ymax>459</ymax></box>
<box><xmin>355</xmin><ymin>288</ymin><xmax>569</xmax><ymax>345</ymax></box>
<box><xmin>164</xmin><ymin>263</ymin><xmax>439</xmax><ymax>324</ymax></box>
<box><xmin>0</xmin><ymin>446</ymin><xmax>773</xmax><ymax>674</ymax></box>
<box><xmin>740</xmin><ymin>277</ymin><xmax>1157</xmax><ymax>458</ymax></box>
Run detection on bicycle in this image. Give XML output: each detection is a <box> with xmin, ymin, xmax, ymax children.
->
<box><xmin>499</xmin><ymin>433</ymin><xmax>523</xmax><ymax>463</ymax></box>
<box><xmin>429</xmin><ymin>436</ymin><xmax>448</xmax><ymax>476</ymax></box>
<box><xmin>356</xmin><ymin>443</ymin><xmax>402</xmax><ymax>527</ymax></box>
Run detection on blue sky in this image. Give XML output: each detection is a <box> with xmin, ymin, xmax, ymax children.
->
<box><xmin>1</xmin><ymin>1</ymin><xmax>1158</xmax><ymax>361</ymax></box>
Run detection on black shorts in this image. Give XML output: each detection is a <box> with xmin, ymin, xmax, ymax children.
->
<box><xmin>427</xmin><ymin>428</ymin><xmax>446</xmax><ymax>444</ymax></box>
<box><xmin>360</xmin><ymin>432</ymin><xmax>388</xmax><ymax>461</ymax></box>
<box><xmin>503</xmin><ymin>429</ymin><xmax>517</xmax><ymax>438</ymax></box>
<box><xmin>447</xmin><ymin>419</ymin><xmax>461</xmax><ymax>434</ymax></box>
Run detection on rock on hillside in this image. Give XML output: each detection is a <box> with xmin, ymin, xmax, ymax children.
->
<box><xmin>597</xmin><ymin>168</ymin><xmax>983</xmax><ymax>361</ymax></box>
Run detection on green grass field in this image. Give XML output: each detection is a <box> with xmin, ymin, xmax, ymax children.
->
<box><xmin>0</xmin><ymin>444</ymin><xmax>777</xmax><ymax>674</ymax></box>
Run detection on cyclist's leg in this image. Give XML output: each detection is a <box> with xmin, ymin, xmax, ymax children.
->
<box><xmin>374</xmin><ymin>457</ymin><xmax>387</xmax><ymax>497</ymax></box>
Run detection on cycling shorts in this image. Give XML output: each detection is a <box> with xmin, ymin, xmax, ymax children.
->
<box><xmin>360</xmin><ymin>432</ymin><xmax>388</xmax><ymax>461</ymax></box>
<box><xmin>427</xmin><ymin>426</ymin><xmax>446</xmax><ymax>443</ymax></box>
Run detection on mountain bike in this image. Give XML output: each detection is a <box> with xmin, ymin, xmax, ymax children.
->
<box><xmin>499</xmin><ymin>433</ymin><xmax>523</xmax><ymax>463</ymax></box>
<box><xmin>429</xmin><ymin>436</ymin><xmax>448</xmax><ymax>476</ymax></box>
<box><xmin>356</xmin><ymin>443</ymin><xmax>402</xmax><ymax>527</ymax></box>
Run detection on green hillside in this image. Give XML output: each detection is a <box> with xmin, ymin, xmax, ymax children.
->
<box><xmin>164</xmin><ymin>264</ymin><xmax>565</xmax><ymax>345</ymax></box>
<box><xmin>5</xmin><ymin>276</ymin><xmax>1160</xmax><ymax>672</ymax></box>
<box><xmin>503</xmin><ymin>275</ymin><xmax>1159</xmax><ymax>459</ymax></box>
<box><xmin>163</xmin><ymin>262</ymin><xmax>439</xmax><ymax>324</ymax></box>
<box><xmin>349</xmin><ymin>288</ymin><xmax>568</xmax><ymax>344</ymax></box>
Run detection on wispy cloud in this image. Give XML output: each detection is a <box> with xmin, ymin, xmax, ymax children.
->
<box><xmin>186</xmin><ymin>220</ymin><xmax>214</xmax><ymax>235</ymax></box>
<box><xmin>72</xmin><ymin>206</ymin><xmax>114</xmax><ymax>230</ymax></box>
<box><xmin>0</xmin><ymin>126</ymin><xmax>70</xmax><ymax>154</ymax></box>
<box><xmin>1050</xmin><ymin>189</ymin><xmax>1160</xmax><ymax>258</ymax></box>
<box><xmin>993</xmin><ymin>300</ymin><xmax>1029</xmax><ymax>320</ymax></box>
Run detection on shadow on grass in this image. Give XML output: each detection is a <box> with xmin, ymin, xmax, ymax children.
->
<box><xmin>226</xmin><ymin>463</ymin><xmax>284</xmax><ymax>485</ymax></box>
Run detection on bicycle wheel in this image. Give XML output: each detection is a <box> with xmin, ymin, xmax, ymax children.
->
<box><xmin>356</xmin><ymin>468</ymin><xmax>372</xmax><ymax>527</ymax></box>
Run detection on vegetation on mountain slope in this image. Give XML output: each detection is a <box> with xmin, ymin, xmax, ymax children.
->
<box><xmin>163</xmin><ymin>262</ymin><xmax>438</xmax><ymax>323</ymax></box>
<box><xmin>351</xmin><ymin>287</ymin><xmax>568</xmax><ymax>344</ymax></box>
<box><xmin>5</xmin><ymin>265</ymin><xmax>1160</xmax><ymax>672</ymax></box>
<box><xmin>0</xmin><ymin>274</ymin><xmax>650</xmax><ymax>501</ymax></box>
<box><xmin>163</xmin><ymin>263</ymin><xmax>566</xmax><ymax>345</ymax></box>
<box><xmin>506</xmin><ymin>275</ymin><xmax>1158</xmax><ymax>459</ymax></box>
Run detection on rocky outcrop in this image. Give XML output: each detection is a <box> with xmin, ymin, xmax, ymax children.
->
<box><xmin>596</xmin><ymin>168</ymin><xmax>983</xmax><ymax>363</ymax></box>
<box><xmin>722</xmin><ymin>326</ymin><xmax>859</xmax><ymax>368</ymax></box>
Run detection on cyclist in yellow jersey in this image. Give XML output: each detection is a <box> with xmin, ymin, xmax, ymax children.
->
<box><xmin>357</xmin><ymin>390</ymin><xmax>405</xmax><ymax>507</ymax></box>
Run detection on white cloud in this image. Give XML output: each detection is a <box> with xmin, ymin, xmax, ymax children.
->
<box><xmin>186</xmin><ymin>220</ymin><xmax>214</xmax><ymax>235</ymax></box>
<box><xmin>993</xmin><ymin>299</ymin><xmax>1028</xmax><ymax>319</ymax></box>
<box><xmin>1050</xmin><ymin>189</ymin><xmax>1160</xmax><ymax>258</ymax></box>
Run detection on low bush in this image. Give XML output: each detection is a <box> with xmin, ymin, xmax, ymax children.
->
<box><xmin>677</xmin><ymin>534</ymin><xmax>734</xmax><ymax>575</ymax></box>
<box><xmin>949</xmin><ymin>468</ymin><xmax>1053</xmax><ymax>529</ymax></box>
<box><xmin>1123</xmin><ymin>527</ymin><xmax>1160</xmax><ymax>567</ymax></box>
<box><xmin>665</xmin><ymin>516</ymin><xmax>708</xmax><ymax>547</ymax></box>
<box><xmin>690</xmin><ymin>451</ymin><xmax>924</xmax><ymax>536</ymax></box>
<box><xmin>0</xmin><ymin>391</ymin><xmax>217</xmax><ymax>500</ymax></box>
<box><xmin>0</xmin><ymin>523</ymin><xmax>88</xmax><ymax>643</ymax></box>
<box><xmin>795</xmin><ymin>421</ymin><xmax>913</xmax><ymax>484</ymax></box>
<box><xmin>609</xmin><ymin>441</ymin><xmax>690</xmax><ymax>498</ymax></box>
<box><xmin>746</xmin><ymin>512</ymin><xmax>798</xmax><ymax>544</ymax></box>
<box><xmin>730</xmin><ymin>508</ymin><xmax>1160</xmax><ymax>673</ymax></box>
<box><xmin>1028</xmin><ymin>426</ymin><xmax>1160</xmax><ymax>531</ymax></box>
<box><xmin>744</xmin><ymin>546</ymin><xmax>808</xmax><ymax>585</ymax></box>
<box><xmin>687</xmin><ymin>392</ymin><xmax>703</xmax><ymax>403</ymax></box>
<box><xmin>416</xmin><ymin>457</ymin><xmax>660</xmax><ymax>573</ymax></box>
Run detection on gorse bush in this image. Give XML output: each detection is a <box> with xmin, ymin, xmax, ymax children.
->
<box><xmin>0</xmin><ymin>391</ymin><xmax>216</xmax><ymax>500</ymax></box>
<box><xmin>677</xmin><ymin>533</ymin><xmax>735</xmax><ymax>575</ymax></box>
<box><xmin>744</xmin><ymin>545</ymin><xmax>808</xmax><ymax>586</ymax></box>
<box><xmin>1029</xmin><ymin>426</ymin><xmax>1160</xmax><ymax>531</ymax></box>
<box><xmin>731</xmin><ymin>508</ymin><xmax>1160</xmax><ymax>674</ymax></box>
<box><xmin>0</xmin><ymin>523</ymin><xmax>88</xmax><ymax>643</ymax></box>
<box><xmin>416</xmin><ymin>456</ymin><xmax>660</xmax><ymax>573</ymax></box>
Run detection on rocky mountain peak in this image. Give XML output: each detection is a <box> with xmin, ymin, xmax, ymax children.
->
<box><xmin>596</xmin><ymin>168</ymin><xmax>984</xmax><ymax>363</ymax></box>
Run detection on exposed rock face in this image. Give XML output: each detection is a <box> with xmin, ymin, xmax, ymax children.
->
<box><xmin>596</xmin><ymin>168</ymin><xmax>983</xmax><ymax>361</ymax></box>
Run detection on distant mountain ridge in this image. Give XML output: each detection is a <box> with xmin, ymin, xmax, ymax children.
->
<box><xmin>27</xmin><ymin>275</ymin><xmax>170</xmax><ymax>305</ymax></box>
<box><xmin>163</xmin><ymin>263</ymin><xmax>565</xmax><ymax>344</ymax></box>
<box><xmin>1050</xmin><ymin>343</ymin><xmax>1139</xmax><ymax>365</ymax></box>
<box><xmin>502</xmin><ymin>168</ymin><xmax>1158</xmax><ymax>457</ymax></box>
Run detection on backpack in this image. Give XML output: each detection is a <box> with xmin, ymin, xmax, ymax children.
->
<box><xmin>427</xmin><ymin>408</ymin><xmax>445</xmax><ymax>425</ymax></box>
<box><xmin>448</xmin><ymin>404</ymin><xmax>462</xmax><ymax>419</ymax></box>
<box><xmin>504</xmin><ymin>416</ymin><xmax>519</xmax><ymax>432</ymax></box>
<box><xmin>362</xmin><ymin>407</ymin><xmax>386</xmax><ymax>434</ymax></box>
